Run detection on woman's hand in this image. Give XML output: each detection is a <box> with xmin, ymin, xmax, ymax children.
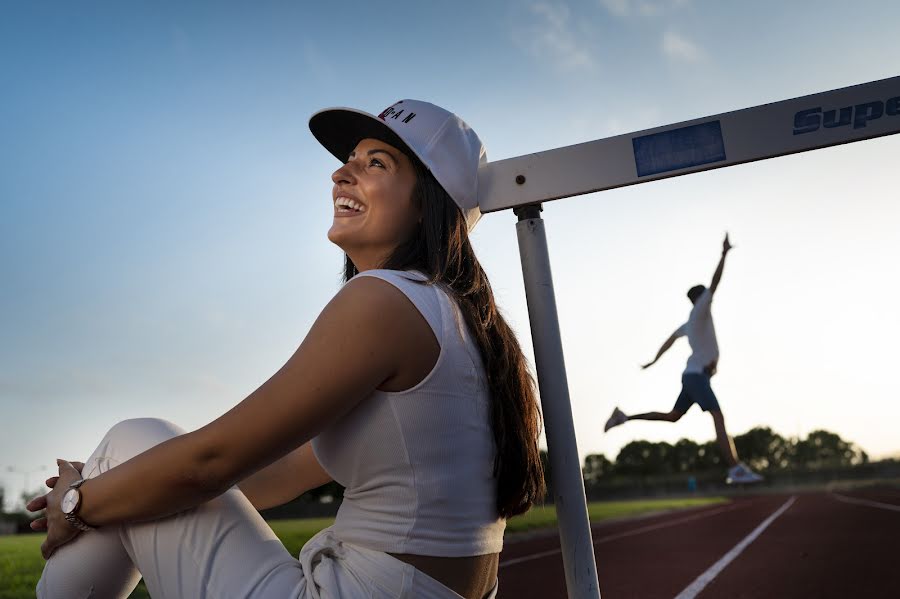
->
<box><xmin>25</xmin><ymin>460</ymin><xmax>86</xmax><ymax>559</ymax></box>
<box><xmin>26</xmin><ymin>460</ymin><xmax>85</xmax><ymax>529</ymax></box>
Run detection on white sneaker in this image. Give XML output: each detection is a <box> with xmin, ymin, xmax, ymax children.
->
<box><xmin>604</xmin><ymin>407</ymin><xmax>628</xmax><ymax>432</ymax></box>
<box><xmin>726</xmin><ymin>463</ymin><xmax>764</xmax><ymax>484</ymax></box>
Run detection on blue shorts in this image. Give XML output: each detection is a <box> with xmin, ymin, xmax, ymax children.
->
<box><xmin>673</xmin><ymin>373</ymin><xmax>721</xmax><ymax>413</ymax></box>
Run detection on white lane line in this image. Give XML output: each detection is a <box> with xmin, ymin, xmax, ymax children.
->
<box><xmin>831</xmin><ymin>492</ymin><xmax>900</xmax><ymax>513</ymax></box>
<box><xmin>590</xmin><ymin>503</ymin><xmax>741</xmax><ymax>545</ymax></box>
<box><xmin>673</xmin><ymin>496</ymin><xmax>796</xmax><ymax>599</ymax></box>
<box><xmin>499</xmin><ymin>546</ymin><xmax>564</xmax><ymax>568</ymax></box>
<box><xmin>500</xmin><ymin>501</ymin><xmax>746</xmax><ymax>569</ymax></box>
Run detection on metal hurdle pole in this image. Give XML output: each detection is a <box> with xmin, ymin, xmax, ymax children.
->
<box><xmin>514</xmin><ymin>204</ymin><xmax>602</xmax><ymax>599</ymax></box>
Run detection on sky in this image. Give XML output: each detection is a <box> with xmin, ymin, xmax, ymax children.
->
<box><xmin>1</xmin><ymin>1</ymin><xmax>898</xmax><ymax>511</ymax></box>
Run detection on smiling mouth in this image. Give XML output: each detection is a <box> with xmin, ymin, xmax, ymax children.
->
<box><xmin>334</xmin><ymin>196</ymin><xmax>367</xmax><ymax>215</ymax></box>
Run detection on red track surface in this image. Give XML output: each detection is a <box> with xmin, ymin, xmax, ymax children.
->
<box><xmin>498</xmin><ymin>488</ymin><xmax>900</xmax><ymax>598</ymax></box>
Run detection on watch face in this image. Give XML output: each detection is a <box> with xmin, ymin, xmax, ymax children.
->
<box><xmin>61</xmin><ymin>489</ymin><xmax>79</xmax><ymax>514</ymax></box>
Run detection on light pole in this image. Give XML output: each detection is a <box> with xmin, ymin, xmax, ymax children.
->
<box><xmin>5</xmin><ymin>465</ymin><xmax>48</xmax><ymax>510</ymax></box>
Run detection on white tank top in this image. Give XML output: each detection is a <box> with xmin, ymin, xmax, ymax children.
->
<box><xmin>311</xmin><ymin>269</ymin><xmax>505</xmax><ymax>557</ymax></box>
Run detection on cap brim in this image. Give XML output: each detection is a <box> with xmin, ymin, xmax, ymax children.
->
<box><xmin>309</xmin><ymin>107</ymin><xmax>416</xmax><ymax>165</ymax></box>
<box><xmin>309</xmin><ymin>105</ymin><xmax>482</xmax><ymax>232</ymax></box>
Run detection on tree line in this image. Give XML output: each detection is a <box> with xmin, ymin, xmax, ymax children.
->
<box><xmin>576</xmin><ymin>427</ymin><xmax>868</xmax><ymax>484</ymax></box>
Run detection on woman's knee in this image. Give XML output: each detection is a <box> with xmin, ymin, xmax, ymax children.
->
<box><xmin>668</xmin><ymin>410</ymin><xmax>684</xmax><ymax>422</ymax></box>
<box><xmin>90</xmin><ymin>418</ymin><xmax>187</xmax><ymax>470</ymax></box>
<box><xmin>105</xmin><ymin>418</ymin><xmax>186</xmax><ymax>444</ymax></box>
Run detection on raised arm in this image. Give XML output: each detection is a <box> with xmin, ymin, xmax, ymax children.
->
<box><xmin>641</xmin><ymin>326</ymin><xmax>686</xmax><ymax>369</ymax></box>
<box><xmin>709</xmin><ymin>233</ymin><xmax>734</xmax><ymax>295</ymax></box>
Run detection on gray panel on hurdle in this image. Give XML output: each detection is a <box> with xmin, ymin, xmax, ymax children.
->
<box><xmin>480</xmin><ymin>76</ymin><xmax>899</xmax><ymax>212</ymax></box>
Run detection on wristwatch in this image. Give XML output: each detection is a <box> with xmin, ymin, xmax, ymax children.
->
<box><xmin>61</xmin><ymin>479</ymin><xmax>95</xmax><ymax>532</ymax></box>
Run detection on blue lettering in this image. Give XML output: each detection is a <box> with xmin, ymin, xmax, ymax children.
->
<box><xmin>887</xmin><ymin>96</ymin><xmax>900</xmax><ymax>116</ymax></box>
<box><xmin>793</xmin><ymin>107</ymin><xmax>821</xmax><ymax>135</ymax></box>
<box><xmin>823</xmin><ymin>107</ymin><xmax>852</xmax><ymax>129</ymax></box>
<box><xmin>793</xmin><ymin>94</ymin><xmax>898</xmax><ymax>135</ymax></box>
<box><xmin>853</xmin><ymin>101</ymin><xmax>884</xmax><ymax>129</ymax></box>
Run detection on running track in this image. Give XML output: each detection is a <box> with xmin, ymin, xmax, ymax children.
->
<box><xmin>498</xmin><ymin>487</ymin><xmax>900</xmax><ymax>598</ymax></box>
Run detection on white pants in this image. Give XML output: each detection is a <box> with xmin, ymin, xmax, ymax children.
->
<box><xmin>36</xmin><ymin>418</ymin><xmax>498</xmax><ymax>599</ymax></box>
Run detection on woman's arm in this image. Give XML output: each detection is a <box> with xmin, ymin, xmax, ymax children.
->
<box><xmin>68</xmin><ymin>276</ymin><xmax>416</xmax><ymax>528</ymax></box>
<box><xmin>238</xmin><ymin>441</ymin><xmax>332</xmax><ymax>511</ymax></box>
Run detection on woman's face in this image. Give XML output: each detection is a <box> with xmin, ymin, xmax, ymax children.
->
<box><xmin>327</xmin><ymin>137</ymin><xmax>420</xmax><ymax>270</ymax></box>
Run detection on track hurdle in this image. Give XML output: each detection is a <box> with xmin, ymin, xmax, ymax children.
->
<box><xmin>481</xmin><ymin>76</ymin><xmax>899</xmax><ymax>598</ymax></box>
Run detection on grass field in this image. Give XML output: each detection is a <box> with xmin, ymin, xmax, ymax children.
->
<box><xmin>0</xmin><ymin>496</ymin><xmax>724</xmax><ymax>599</ymax></box>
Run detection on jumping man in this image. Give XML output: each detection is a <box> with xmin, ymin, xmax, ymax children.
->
<box><xmin>604</xmin><ymin>233</ymin><xmax>763</xmax><ymax>484</ymax></box>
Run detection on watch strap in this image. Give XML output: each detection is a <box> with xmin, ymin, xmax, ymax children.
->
<box><xmin>64</xmin><ymin>512</ymin><xmax>95</xmax><ymax>532</ymax></box>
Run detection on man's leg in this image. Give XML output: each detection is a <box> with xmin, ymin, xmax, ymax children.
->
<box><xmin>679</xmin><ymin>373</ymin><xmax>739</xmax><ymax>468</ymax></box>
<box><xmin>627</xmin><ymin>382</ymin><xmax>693</xmax><ymax>422</ymax></box>
<box><xmin>710</xmin><ymin>410</ymin><xmax>739</xmax><ymax>468</ymax></box>
<box><xmin>627</xmin><ymin>409</ymin><xmax>684</xmax><ymax>422</ymax></box>
<box><xmin>605</xmin><ymin>384</ymin><xmax>692</xmax><ymax>431</ymax></box>
<box><xmin>690</xmin><ymin>375</ymin><xmax>763</xmax><ymax>482</ymax></box>
<box><xmin>605</xmin><ymin>407</ymin><xmax>681</xmax><ymax>431</ymax></box>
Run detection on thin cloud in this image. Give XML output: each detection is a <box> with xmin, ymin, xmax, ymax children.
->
<box><xmin>514</xmin><ymin>2</ymin><xmax>595</xmax><ymax>71</ymax></box>
<box><xmin>602</xmin><ymin>106</ymin><xmax>663</xmax><ymax>136</ymax></box>
<box><xmin>598</xmin><ymin>0</ymin><xmax>691</xmax><ymax>17</ymax></box>
<box><xmin>661</xmin><ymin>30</ymin><xmax>706</xmax><ymax>62</ymax></box>
<box><xmin>599</xmin><ymin>0</ymin><xmax>630</xmax><ymax>16</ymax></box>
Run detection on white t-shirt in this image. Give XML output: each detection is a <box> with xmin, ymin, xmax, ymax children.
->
<box><xmin>675</xmin><ymin>288</ymin><xmax>719</xmax><ymax>374</ymax></box>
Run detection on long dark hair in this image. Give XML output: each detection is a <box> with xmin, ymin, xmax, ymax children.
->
<box><xmin>342</xmin><ymin>157</ymin><xmax>546</xmax><ymax>518</ymax></box>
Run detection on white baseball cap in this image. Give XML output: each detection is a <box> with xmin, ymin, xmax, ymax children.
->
<box><xmin>309</xmin><ymin>99</ymin><xmax>486</xmax><ymax>231</ymax></box>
